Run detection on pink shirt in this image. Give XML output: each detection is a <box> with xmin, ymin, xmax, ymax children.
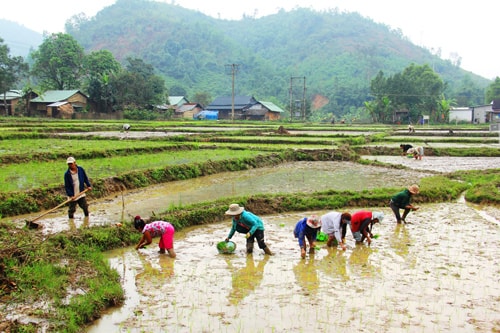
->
<box><xmin>143</xmin><ymin>221</ymin><xmax>172</xmax><ymax>238</ymax></box>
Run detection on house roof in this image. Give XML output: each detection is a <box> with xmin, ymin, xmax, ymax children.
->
<box><xmin>260</xmin><ymin>101</ymin><xmax>285</xmax><ymax>113</ymax></box>
<box><xmin>31</xmin><ymin>90</ymin><xmax>86</xmax><ymax>103</ymax></box>
<box><xmin>177</xmin><ymin>103</ymin><xmax>202</xmax><ymax>112</ymax></box>
<box><xmin>206</xmin><ymin>96</ymin><xmax>257</xmax><ymax>110</ymax></box>
<box><xmin>493</xmin><ymin>99</ymin><xmax>500</xmax><ymax>111</ymax></box>
<box><xmin>168</xmin><ymin>96</ymin><xmax>188</xmax><ymax>106</ymax></box>
<box><xmin>1</xmin><ymin>90</ymin><xmax>22</xmax><ymax>100</ymax></box>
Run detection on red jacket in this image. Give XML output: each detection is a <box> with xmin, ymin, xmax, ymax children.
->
<box><xmin>350</xmin><ymin>211</ymin><xmax>372</xmax><ymax>232</ymax></box>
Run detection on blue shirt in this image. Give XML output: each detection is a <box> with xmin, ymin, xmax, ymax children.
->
<box><xmin>294</xmin><ymin>217</ymin><xmax>319</xmax><ymax>247</ymax></box>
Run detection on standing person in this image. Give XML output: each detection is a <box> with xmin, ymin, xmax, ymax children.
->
<box><xmin>350</xmin><ymin>211</ymin><xmax>384</xmax><ymax>245</ymax></box>
<box><xmin>320</xmin><ymin>211</ymin><xmax>352</xmax><ymax>251</ymax></box>
<box><xmin>400</xmin><ymin>144</ymin><xmax>413</xmax><ymax>155</ymax></box>
<box><xmin>224</xmin><ymin>203</ymin><xmax>273</xmax><ymax>255</ymax></box>
<box><xmin>390</xmin><ymin>184</ymin><xmax>420</xmax><ymax>224</ymax></box>
<box><xmin>407</xmin><ymin>146</ymin><xmax>424</xmax><ymax>160</ymax></box>
<box><xmin>293</xmin><ymin>215</ymin><xmax>321</xmax><ymax>259</ymax></box>
<box><xmin>134</xmin><ymin>216</ymin><xmax>176</xmax><ymax>258</ymax></box>
<box><xmin>64</xmin><ymin>156</ymin><xmax>92</xmax><ymax>219</ymax></box>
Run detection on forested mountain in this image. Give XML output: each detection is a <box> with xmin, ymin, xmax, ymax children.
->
<box><xmin>0</xmin><ymin>19</ymin><xmax>43</xmax><ymax>57</ymax></box>
<box><xmin>2</xmin><ymin>0</ymin><xmax>491</xmax><ymax>120</ymax></box>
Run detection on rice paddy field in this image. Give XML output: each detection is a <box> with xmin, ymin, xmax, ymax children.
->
<box><xmin>0</xmin><ymin>118</ymin><xmax>499</xmax><ymax>333</ymax></box>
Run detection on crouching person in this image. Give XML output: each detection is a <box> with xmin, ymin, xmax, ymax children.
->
<box><xmin>294</xmin><ymin>215</ymin><xmax>321</xmax><ymax>259</ymax></box>
<box><xmin>134</xmin><ymin>216</ymin><xmax>176</xmax><ymax>258</ymax></box>
<box><xmin>224</xmin><ymin>203</ymin><xmax>273</xmax><ymax>255</ymax></box>
<box><xmin>350</xmin><ymin>211</ymin><xmax>384</xmax><ymax>245</ymax></box>
<box><xmin>320</xmin><ymin>211</ymin><xmax>351</xmax><ymax>251</ymax></box>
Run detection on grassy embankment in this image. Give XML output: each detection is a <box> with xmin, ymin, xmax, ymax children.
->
<box><xmin>0</xmin><ymin>118</ymin><xmax>498</xmax><ymax>332</ymax></box>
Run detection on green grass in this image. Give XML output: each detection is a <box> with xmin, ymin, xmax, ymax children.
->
<box><xmin>0</xmin><ymin>148</ymin><xmax>267</xmax><ymax>192</ymax></box>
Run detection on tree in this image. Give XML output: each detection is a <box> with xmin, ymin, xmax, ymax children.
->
<box><xmin>111</xmin><ymin>57</ymin><xmax>167</xmax><ymax>110</ymax></box>
<box><xmin>84</xmin><ymin>50</ymin><xmax>122</xmax><ymax>113</ymax></box>
<box><xmin>369</xmin><ymin>64</ymin><xmax>445</xmax><ymax>123</ymax></box>
<box><xmin>31</xmin><ymin>33</ymin><xmax>85</xmax><ymax>90</ymax></box>
<box><xmin>192</xmin><ymin>92</ymin><xmax>212</xmax><ymax>107</ymax></box>
<box><xmin>0</xmin><ymin>38</ymin><xmax>28</xmax><ymax>115</ymax></box>
<box><xmin>485</xmin><ymin>77</ymin><xmax>500</xmax><ymax>104</ymax></box>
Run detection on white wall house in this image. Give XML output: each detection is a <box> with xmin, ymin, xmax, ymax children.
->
<box><xmin>449</xmin><ymin>107</ymin><xmax>471</xmax><ymax>123</ymax></box>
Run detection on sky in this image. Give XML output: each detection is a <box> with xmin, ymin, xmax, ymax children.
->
<box><xmin>2</xmin><ymin>0</ymin><xmax>498</xmax><ymax>79</ymax></box>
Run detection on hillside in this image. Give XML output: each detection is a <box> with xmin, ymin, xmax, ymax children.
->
<box><xmin>1</xmin><ymin>0</ymin><xmax>491</xmax><ymax>118</ymax></box>
<box><xmin>0</xmin><ymin>19</ymin><xmax>43</xmax><ymax>56</ymax></box>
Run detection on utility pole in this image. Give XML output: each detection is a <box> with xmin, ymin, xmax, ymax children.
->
<box><xmin>289</xmin><ymin>76</ymin><xmax>306</xmax><ymax>122</ymax></box>
<box><xmin>225</xmin><ymin>64</ymin><xmax>239</xmax><ymax>122</ymax></box>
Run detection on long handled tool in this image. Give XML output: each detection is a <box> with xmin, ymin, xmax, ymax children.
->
<box><xmin>26</xmin><ymin>189</ymin><xmax>89</xmax><ymax>229</ymax></box>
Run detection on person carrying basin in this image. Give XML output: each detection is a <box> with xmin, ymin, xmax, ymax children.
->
<box><xmin>224</xmin><ymin>203</ymin><xmax>273</xmax><ymax>255</ymax></box>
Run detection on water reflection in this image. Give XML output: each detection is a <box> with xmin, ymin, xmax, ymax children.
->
<box><xmin>226</xmin><ymin>255</ymin><xmax>269</xmax><ymax>305</ymax></box>
<box><xmin>293</xmin><ymin>256</ymin><xmax>320</xmax><ymax>296</ymax></box>
<box><xmin>348</xmin><ymin>245</ymin><xmax>379</xmax><ymax>278</ymax></box>
<box><xmin>390</xmin><ymin>224</ymin><xmax>412</xmax><ymax>259</ymax></box>
<box><xmin>319</xmin><ymin>247</ymin><xmax>349</xmax><ymax>282</ymax></box>
<box><xmin>136</xmin><ymin>254</ymin><xmax>175</xmax><ymax>287</ymax></box>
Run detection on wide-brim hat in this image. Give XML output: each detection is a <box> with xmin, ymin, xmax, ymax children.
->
<box><xmin>225</xmin><ymin>203</ymin><xmax>244</xmax><ymax>215</ymax></box>
<box><xmin>408</xmin><ymin>184</ymin><xmax>420</xmax><ymax>194</ymax></box>
<box><xmin>306</xmin><ymin>215</ymin><xmax>321</xmax><ymax>228</ymax></box>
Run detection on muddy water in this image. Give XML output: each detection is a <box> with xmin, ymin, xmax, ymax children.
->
<box><xmin>6</xmin><ymin>157</ymin><xmax>499</xmax><ymax>332</ymax></box>
<box><xmin>80</xmin><ymin>158</ymin><xmax>500</xmax><ymax>333</ymax></box>
<box><xmin>16</xmin><ymin>161</ymin><xmax>436</xmax><ymax>233</ymax></box>
<box><xmin>87</xmin><ymin>201</ymin><xmax>500</xmax><ymax>333</ymax></box>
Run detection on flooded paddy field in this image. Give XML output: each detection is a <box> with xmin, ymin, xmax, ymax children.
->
<box><xmin>87</xmin><ymin>199</ymin><xmax>500</xmax><ymax>333</ymax></box>
<box><xmin>15</xmin><ymin>161</ymin><xmax>435</xmax><ymax>233</ymax></box>
<box><xmin>83</xmin><ymin>156</ymin><xmax>499</xmax><ymax>333</ymax></box>
<box><xmin>2</xmin><ymin>120</ymin><xmax>499</xmax><ymax>333</ymax></box>
<box><xmin>10</xmin><ymin>155</ymin><xmax>495</xmax><ymax>333</ymax></box>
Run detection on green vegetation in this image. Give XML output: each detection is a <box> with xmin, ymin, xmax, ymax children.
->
<box><xmin>4</xmin><ymin>1</ymin><xmax>500</xmax><ymax>123</ymax></box>
<box><xmin>0</xmin><ymin>119</ymin><xmax>498</xmax><ymax>332</ymax></box>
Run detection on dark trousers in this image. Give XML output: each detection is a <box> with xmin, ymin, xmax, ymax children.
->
<box><xmin>359</xmin><ymin>220</ymin><xmax>372</xmax><ymax>242</ymax></box>
<box><xmin>390</xmin><ymin>201</ymin><xmax>410</xmax><ymax>223</ymax></box>
<box><xmin>68</xmin><ymin>197</ymin><xmax>89</xmax><ymax>218</ymax></box>
<box><xmin>246</xmin><ymin>229</ymin><xmax>267</xmax><ymax>250</ymax></box>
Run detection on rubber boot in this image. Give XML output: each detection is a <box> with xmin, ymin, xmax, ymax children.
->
<box><xmin>246</xmin><ymin>242</ymin><xmax>254</xmax><ymax>254</ymax></box>
<box><xmin>264</xmin><ymin>246</ymin><xmax>273</xmax><ymax>256</ymax></box>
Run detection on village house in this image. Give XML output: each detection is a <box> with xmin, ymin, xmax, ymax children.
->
<box><xmin>29</xmin><ymin>90</ymin><xmax>88</xmax><ymax>119</ymax></box>
<box><xmin>0</xmin><ymin>90</ymin><xmax>22</xmax><ymax>116</ymax></box>
<box><xmin>173</xmin><ymin>103</ymin><xmax>203</xmax><ymax>119</ymax></box>
<box><xmin>205</xmin><ymin>95</ymin><xmax>284</xmax><ymax>120</ymax></box>
<box><xmin>450</xmin><ymin>100</ymin><xmax>500</xmax><ymax>124</ymax></box>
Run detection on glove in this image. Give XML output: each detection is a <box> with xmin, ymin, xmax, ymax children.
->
<box><xmin>245</xmin><ymin>233</ymin><xmax>251</xmax><ymax>239</ymax></box>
